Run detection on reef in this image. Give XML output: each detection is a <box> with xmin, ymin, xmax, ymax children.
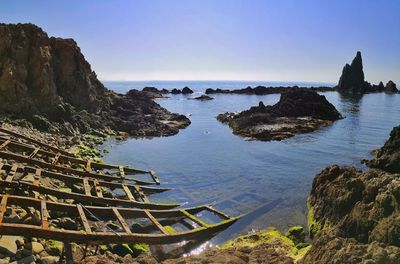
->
<box><xmin>217</xmin><ymin>90</ymin><xmax>342</xmax><ymax>141</ymax></box>
<box><xmin>0</xmin><ymin>23</ymin><xmax>190</xmax><ymax>136</ymax></box>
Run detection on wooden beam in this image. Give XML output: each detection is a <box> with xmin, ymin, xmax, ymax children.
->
<box><xmin>29</xmin><ymin>147</ymin><xmax>40</xmax><ymax>159</ymax></box>
<box><xmin>52</xmin><ymin>153</ymin><xmax>61</xmax><ymax>165</ymax></box>
<box><xmin>0</xmin><ymin>139</ymin><xmax>11</xmax><ymax>150</ymax></box>
<box><xmin>33</xmin><ymin>169</ymin><xmax>41</xmax><ymax>187</ymax></box>
<box><xmin>133</xmin><ymin>185</ymin><xmax>149</xmax><ymax>203</ymax></box>
<box><xmin>76</xmin><ymin>205</ymin><xmax>92</xmax><ymax>234</ymax></box>
<box><xmin>119</xmin><ymin>166</ymin><xmax>125</xmax><ymax>178</ymax></box>
<box><xmin>0</xmin><ymin>195</ymin><xmax>8</xmax><ymax>224</ymax></box>
<box><xmin>85</xmin><ymin>160</ymin><xmax>91</xmax><ymax>173</ymax></box>
<box><xmin>93</xmin><ymin>180</ymin><xmax>103</xmax><ymax>198</ymax></box>
<box><xmin>144</xmin><ymin>210</ymin><xmax>168</xmax><ymax>234</ymax></box>
<box><xmin>41</xmin><ymin>200</ymin><xmax>49</xmax><ymax>230</ymax></box>
<box><xmin>122</xmin><ymin>185</ymin><xmax>135</xmax><ymax>201</ymax></box>
<box><xmin>5</xmin><ymin>165</ymin><xmax>18</xmax><ymax>183</ymax></box>
<box><xmin>112</xmin><ymin>207</ymin><xmax>132</xmax><ymax>234</ymax></box>
<box><xmin>180</xmin><ymin>210</ymin><xmax>209</xmax><ymax>228</ymax></box>
<box><xmin>83</xmin><ymin>178</ymin><xmax>91</xmax><ymax>196</ymax></box>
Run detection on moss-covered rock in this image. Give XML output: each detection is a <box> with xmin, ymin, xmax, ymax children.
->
<box><xmin>44</xmin><ymin>240</ymin><xmax>64</xmax><ymax>256</ymax></box>
<box><xmin>112</xmin><ymin>244</ymin><xmax>133</xmax><ymax>257</ymax></box>
<box><xmin>130</xmin><ymin>243</ymin><xmax>149</xmax><ymax>257</ymax></box>
<box><xmin>285</xmin><ymin>226</ymin><xmax>306</xmax><ymax>246</ymax></box>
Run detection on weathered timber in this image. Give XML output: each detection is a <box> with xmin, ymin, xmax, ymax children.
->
<box><xmin>0</xmin><ymin>195</ymin><xmax>240</xmax><ymax>245</ymax></box>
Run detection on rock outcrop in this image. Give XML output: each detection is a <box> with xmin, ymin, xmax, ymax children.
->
<box><xmin>217</xmin><ymin>90</ymin><xmax>342</xmax><ymax>141</ymax></box>
<box><xmin>181</xmin><ymin>86</ymin><xmax>193</xmax><ymax>94</ymax></box>
<box><xmin>0</xmin><ymin>23</ymin><xmax>190</xmax><ymax>136</ymax></box>
<box><xmin>336</xmin><ymin>51</ymin><xmax>398</xmax><ymax>94</ymax></box>
<box><xmin>364</xmin><ymin>125</ymin><xmax>400</xmax><ymax>173</ymax></box>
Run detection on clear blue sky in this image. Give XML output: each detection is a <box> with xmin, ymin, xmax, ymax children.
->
<box><xmin>1</xmin><ymin>0</ymin><xmax>399</xmax><ymax>83</ymax></box>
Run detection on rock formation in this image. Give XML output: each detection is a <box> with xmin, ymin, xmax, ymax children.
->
<box><xmin>191</xmin><ymin>94</ymin><xmax>213</xmax><ymax>100</ymax></box>
<box><xmin>0</xmin><ymin>23</ymin><xmax>190</xmax><ymax>135</ymax></box>
<box><xmin>181</xmin><ymin>86</ymin><xmax>193</xmax><ymax>94</ymax></box>
<box><xmin>205</xmin><ymin>86</ymin><xmax>335</xmax><ymax>95</ymax></box>
<box><xmin>217</xmin><ymin>90</ymin><xmax>342</xmax><ymax>141</ymax></box>
<box><xmin>337</xmin><ymin>51</ymin><xmax>398</xmax><ymax>94</ymax></box>
<box><xmin>364</xmin><ymin>124</ymin><xmax>400</xmax><ymax>173</ymax></box>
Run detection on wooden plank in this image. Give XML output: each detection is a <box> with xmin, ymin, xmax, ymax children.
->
<box><xmin>33</xmin><ymin>169</ymin><xmax>41</xmax><ymax>187</ymax></box>
<box><xmin>85</xmin><ymin>160</ymin><xmax>91</xmax><ymax>172</ymax></box>
<box><xmin>122</xmin><ymin>185</ymin><xmax>135</xmax><ymax>201</ymax></box>
<box><xmin>119</xmin><ymin>166</ymin><xmax>125</xmax><ymax>178</ymax></box>
<box><xmin>83</xmin><ymin>178</ymin><xmax>91</xmax><ymax>196</ymax></box>
<box><xmin>112</xmin><ymin>207</ymin><xmax>132</xmax><ymax>234</ymax></box>
<box><xmin>149</xmin><ymin>170</ymin><xmax>160</xmax><ymax>184</ymax></box>
<box><xmin>0</xmin><ymin>139</ymin><xmax>11</xmax><ymax>150</ymax></box>
<box><xmin>144</xmin><ymin>210</ymin><xmax>168</xmax><ymax>234</ymax></box>
<box><xmin>29</xmin><ymin>147</ymin><xmax>40</xmax><ymax>159</ymax></box>
<box><xmin>180</xmin><ymin>210</ymin><xmax>209</xmax><ymax>228</ymax></box>
<box><xmin>5</xmin><ymin>164</ymin><xmax>18</xmax><ymax>183</ymax></box>
<box><xmin>133</xmin><ymin>185</ymin><xmax>149</xmax><ymax>203</ymax></box>
<box><xmin>0</xmin><ymin>195</ymin><xmax>8</xmax><ymax>224</ymax></box>
<box><xmin>76</xmin><ymin>205</ymin><xmax>92</xmax><ymax>233</ymax></box>
<box><xmin>205</xmin><ymin>205</ymin><xmax>230</xmax><ymax>220</ymax></box>
<box><xmin>41</xmin><ymin>200</ymin><xmax>49</xmax><ymax>230</ymax></box>
<box><xmin>52</xmin><ymin>153</ymin><xmax>61</xmax><ymax>165</ymax></box>
<box><xmin>93</xmin><ymin>180</ymin><xmax>103</xmax><ymax>198</ymax></box>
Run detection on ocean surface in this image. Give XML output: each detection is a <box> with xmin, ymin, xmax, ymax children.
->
<box><xmin>100</xmin><ymin>80</ymin><xmax>400</xmax><ymax>246</ymax></box>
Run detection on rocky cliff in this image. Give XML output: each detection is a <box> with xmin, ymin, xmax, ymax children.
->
<box><xmin>0</xmin><ymin>23</ymin><xmax>190</xmax><ymax>136</ymax></box>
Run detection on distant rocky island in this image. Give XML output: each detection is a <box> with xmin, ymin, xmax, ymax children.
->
<box><xmin>217</xmin><ymin>90</ymin><xmax>342</xmax><ymax>141</ymax></box>
<box><xmin>0</xmin><ymin>23</ymin><xmax>190</xmax><ymax>137</ymax></box>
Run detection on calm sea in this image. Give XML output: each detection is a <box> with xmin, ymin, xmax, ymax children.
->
<box><xmin>100</xmin><ymin>81</ymin><xmax>400</xmax><ymax>245</ymax></box>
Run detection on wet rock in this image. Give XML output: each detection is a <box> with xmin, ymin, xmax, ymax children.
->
<box><xmin>181</xmin><ymin>87</ymin><xmax>193</xmax><ymax>94</ymax></box>
<box><xmin>217</xmin><ymin>90</ymin><xmax>342</xmax><ymax>141</ymax></box>
<box><xmin>285</xmin><ymin>226</ymin><xmax>305</xmax><ymax>246</ymax></box>
<box><xmin>112</xmin><ymin>244</ymin><xmax>133</xmax><ymax>257</ymax></box>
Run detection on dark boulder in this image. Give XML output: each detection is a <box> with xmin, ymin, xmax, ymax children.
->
<box><xmin>385</xmin><ymin>80</ymin><xmax>398</xmax><ymax>93</ymax></box>
<box><xmin>192</xmin><ymin>95</ymin><xmax>213</xmax><ymax>100</ymax></box>
<box><xmin>181</xmin><ymin>86</ymin><xmax>193</xmax><ymax>94</ymax></box>
<box><xmin>171</xmin><ymin>89</ymin><xmax>182</xmax><ymax>94</ymax></box>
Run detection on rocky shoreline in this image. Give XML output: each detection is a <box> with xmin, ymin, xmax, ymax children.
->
<box><xmin>217</xmin><ymin>90</ymin><xmax>342</xmax><ymax>141</ymax></box>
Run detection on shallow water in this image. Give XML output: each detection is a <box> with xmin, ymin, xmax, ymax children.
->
<box><xmin>101</xmin><ymin>81</ymin><xmax>400</xmax><ymax>245</ymax></box>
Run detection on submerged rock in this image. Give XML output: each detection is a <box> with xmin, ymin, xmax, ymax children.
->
<box><xmin>191</xmin><ymin>94</ymin><xmax>214</xmax><ymax>100</ymax></box>
<box><xmin>0</xmin><ymin>23</ymin><xmax>190</xmax><ymax>136</ymax></box>
<box><xmin>217</xmin><ymin>90</ymin><xmax>342</xmax><ymax>141</ymax></box>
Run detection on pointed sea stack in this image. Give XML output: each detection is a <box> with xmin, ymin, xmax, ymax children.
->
<box><xmin>337</xmin><ymin>51</ymin><xmax>366</xmax><ymax>93</ymax></box>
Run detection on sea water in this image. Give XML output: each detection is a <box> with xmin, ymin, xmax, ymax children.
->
<box><xmin>101</xmin><ymin>81</ymin><xmax>400</xmax><ymax>244</ymax></box>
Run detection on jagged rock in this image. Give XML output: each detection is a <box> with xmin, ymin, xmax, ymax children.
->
<box><xmin>181</xmin><ymin>86</ymin><xmax>193</xmax><ymax>94</ymax></box>
<box><xmin>385</xmin><ymin>80</ymin><xmax>398</xmax><ymax>93</ymax></box>
<box><xmin>0</xmin><ymin>23</ymin><xmax>190</xmax><ymax>136</ymax></box>
<box><xmin>217</xmin><ymin>90</ymin><xmax>342</xmax><ymax>141</ymax></box>
<box><xmin>337</xmin><ymin>51</ymin><xmax>365</xmax><ymax>93</ymax></box>
<box><xmin>365</xmin><ymin>125</ymin><xmax>400</xmax><ymax>173</ymax></box>
<box><xmin>170</xmin><ymin>88</ymin><xmax>182</xmax><ymax>94</ymax></box>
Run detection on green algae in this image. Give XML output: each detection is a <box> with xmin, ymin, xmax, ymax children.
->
<box><xmin>285</xmin><ymin>226</ymin><xmax>306</xmax><ymax>246</ymax></box>
<box><xmin>130</xmin><ymin>243</ymin><xmax>149</xmax><ymax>257</ymax></box>
<box><xmin>221</xmin><ymin>227</ymin><xmax>311</xmax><ymax>262</ymax></box>
<box><xmin>307</xmin><ymin>199</ymin><xmax>332</xmax><ymax>239</ymax></box>
<box><xmin>164</xmin><ymin>225</ymin><xmax>176</xmax><ymax>234</ymax></box>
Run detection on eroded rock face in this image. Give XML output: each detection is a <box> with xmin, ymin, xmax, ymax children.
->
<box><xmin>304</xmin><ymin>164</ymin><xmax>400</xmax><ymax>263</ymax></box>
<box><xmin>0</xmin><ymin>23</ymin><xmax>190</xmax><ymax>135</ymax></box>
<box><xmin>365</xmin><ymin>125</ymin><xmax>400</xmax><ymax>173</ymax></box>
<box><xmin>217</xmin><ymin>90</ymin><xmax>342</xmax><ymax>141</ymax></box>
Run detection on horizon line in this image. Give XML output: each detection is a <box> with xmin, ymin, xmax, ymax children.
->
<box><xmin>100</xmin><ymin>79</ymin><xmax>337</xmax><ymax>84</ymax></box>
